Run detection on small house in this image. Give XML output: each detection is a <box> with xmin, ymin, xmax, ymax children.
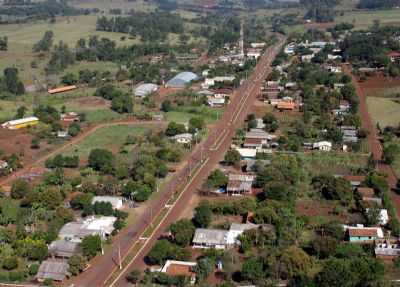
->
<box><xmin>92</xmin><ymin>196</ymin><xmax>124</xmax><ymax>209</ymax></box>
<box><xmin>172</xmin><ymin>133</ymin><xmax>193</xmax><ymax>144</ymax></box>
<box><xmin>375</xmin><ymin>239</ymin><xmax>400</xmax><ymax>259</ymax></box>
<box><xmin>236</xmin><ymin>148</ymin><xmax>257</xmax><ymax>160</ymax></box>
<box><xmin>347</xmin><ymin>226</ymin><xmax>384</xmax><ymax>242</ymax></box>
<box><xmin>313</xmin><ymin>141</ymin><xmax>332</xmax><ymax>152</ymax></box>
<box><xmin>192</xmin><ymin>229</ymin><xmax>229</xmax><ymax>249</ymax></box>
<box><xmin>388</xmin><ymin>51</ymin><xmax>400</xmax><ymax>63</ymax></box>
<box><xmin>247</xmin><ymin>48</ymin><xmax>262</xmax><ymax>59</ymax></box>
<box><xmin>277</xmin><ymin>102</ymin><xmax>296</xmax><ymax>111</ymax></box>
<box><xmin>357</xmin><ymin>187</ymin><xmax>382</xmax><ymax>206</ymax></box>
<box><xmin>227</xmin><ymin>174</ymin><xmax>255</xmax><ymax>194</ymax></box>
<box><xmin>161</xmin><ymin>260</ymin><xmax>197</xmax><ymax>285</ymax></box>
<box><xmin>59</xmin><ymin>216</ymin><xmax>117</xmax><ymax>243</ymax></box>
<box><xmin>61</xmin><ymin>112</ymin><xmax>80</xmax><ymax>123</ymax></box>
<box><xmin>243</xmin><ymin>138</ymin><xmax>266</xmax><ymax>149</ymax></box>
<box><xmin>36</xmin><ymin>260</ymin><xmax>70</xmax><ymax>282</ymax></box>
<box><xmin>207</xmin><ymin>97</ymin><xmax>225</xmax><ymax>107</ymax></box>
<box><xmin>49</xmin><ymin>240</ymin><xmax>80</xmax><ymax>259</ymax></box>
<box><xmin>366</xmin><ymin>208</ymin><xmax>388</xmax><ymax>225</ymax></box>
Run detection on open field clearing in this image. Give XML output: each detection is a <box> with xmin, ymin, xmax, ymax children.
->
<box><xmin>299</xmin><ymin>152</ymin><xmax>369</xmax><ymax>174</ymax></box>
<box><xmin>0</xmin><ymin>15</ymin><xmax>136</xmax><ymax>83</ymax></box>
<box><xmin>165</xmin><ymin>106</ymin><xmax>222</xmax><ymax>124</ymax></box>
<box><xmin>63</xmin><ymin>125</ymin><xmax>149</xmax><ymax>158</ymax></box>
<box><xmin>335</xmin><ymin>9</ymin><xmax>400</xmax><ymax>29</ymax></box>
<box><xmin>366</xmin><ymin>97</ymin><xmax>400</xmax><ymax>128</ymax></box>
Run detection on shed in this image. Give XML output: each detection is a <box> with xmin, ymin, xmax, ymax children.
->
<box><xmin>166</xmin><ymin>72</ymin><xmax>198</xmax><ymax>88</ymax></box>
<box><xmin>192</xmin><ymin>229</ymin><xmax>228</xmax><ymax>249</ymax></box>
<box><xmin>36</xmin><ymin>260</ymin><xmax>70</xmax><ymax>282</ymax></box>
<box><xmin>49</xmin><ymin>239</ymin><xmax>80</xmax><ymax>258</ymax></box>
<box><xmin>134</xmin><ymin>83</ymin><xmax>158</xmax><ymax>97</ymax></box>
<box><xmin>2</xmin><ymin>116</ymin><xmax>39</xmax><ymax>130</ymax></box>
<box><xmin>48</xmin><ymin>85</ymin><xmax>77</xmax><ymax>94</ymax></box>
<box><xmin>92</xmin><ymin>196</ymin><xmax>123</xmax><ymax>209</ymax></box>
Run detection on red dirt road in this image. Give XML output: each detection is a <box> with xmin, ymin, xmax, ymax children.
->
<box><xmin>67</xmin><ymin>36</ymin><xmax>286</xmax><ymax>287</ymax></box>
<box><xmin>0</xmin><ymin>120</ymin><xmax>163</xmax><ymax>188</ymax></box>
<box><xmin>343</xmin><ymin>65</ymin><xmax>400</xmax><ymax>217</ymax></box>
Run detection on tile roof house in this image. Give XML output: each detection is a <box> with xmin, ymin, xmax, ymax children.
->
<box><xmin>36</xmin><ymin>260</ymin><xmax>70</xmax><ymax>282</ymax></box>
<box><xmin>161</xmin><ymin>260</ymin><xmax>197</xmax><ymax>285</ymax></box>
<box><xmin>347</xmin><ymin>226</ymin><xmax>384</xmax><ymax>242</ymax></box>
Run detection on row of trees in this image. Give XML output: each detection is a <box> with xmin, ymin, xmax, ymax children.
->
<box><xmin>96</xmin><ymin>11</ymin><xmax>184</xmax><ymax>42</ymax></box>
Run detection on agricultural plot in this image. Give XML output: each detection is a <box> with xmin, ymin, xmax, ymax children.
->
<box><xmin>366</xmin><ymin>97</ymin><xmax>400</xmax><ymax>128</ymax></box>
<box><xmin>335</xmin><ymin>9</ymin><xmax>400</xmax><ymax>29</ymax></box>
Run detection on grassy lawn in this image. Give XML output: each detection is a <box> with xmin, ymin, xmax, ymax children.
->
<box><xmin>366</xmin><ymin>97</ymin><xmax>400</xmax><ymax>128</ymax></box>
<box><xmin>0</xmin><ymin>15</ymin><xmax>137</xmax><ymax>83</ymax></box>
<box><xmin>64</xmin><ymin>125</ymin><xmax>149</xmax><ymax>159</ymax></box>
<box><xmin>165</xmin><ymin>106</ymin><xmax>222</xmax><ymax>124</ymax></box>
<box><xmin>335</xmin><ymin>9</ymin><xmax>400</xmax><ymax>29</ymax></box>
<box><xmin>299</xmin><ymin>152</ymin><xmax>369</xmax><ymax>175</ymax></box>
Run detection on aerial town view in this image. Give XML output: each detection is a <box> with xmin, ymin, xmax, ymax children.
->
<box><xmin>0</xmin><ymin>0</ymin><xmax>399</xmax><ymax>286</ymax></box>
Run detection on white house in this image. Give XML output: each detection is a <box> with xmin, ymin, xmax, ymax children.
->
<box><xmin>59</xmin><ymin>216</ymin><xmax>117</xmax><ymax>243</ymax></box>
<box><xmin>313</xmin><ymin>141</ymin><xmax>332</xmax><ymax>151</ymax></box>
<box><xmin>235</xmin><ymin>148</ymin><xmax>257</xmax><ymax>160</ymax></box>
<box><xmin>207</xmin><ymin>97</ymin><xmax>225</xmax><ymax>107</ymax></box>
<box><xmin>247</xmin><ymin>49</ymin><xmax>262</xmax><ymax>59</ymax></box>
<box><xmin>366</xmin><ymin>208</ymin><xmax>389</xmax><ymax>225</ymax></box>
<box><xmin>193</xmin><ymin>223</ymin><xmax>259</xmax><ymax>249</ymax></box>
<box><xmin>202</xmin><ymin>76</ymin><xmax>235</xmax><ymax>89</ymax></box>
<box><xmin>92</xmin><ymin>196</ymin><xmax>124</xmax><ymax>209</ymax></box>
<box><xmin>173</xmin><ymin>133</ymin><xmax>193</xmax><ymax>144</ymax></box>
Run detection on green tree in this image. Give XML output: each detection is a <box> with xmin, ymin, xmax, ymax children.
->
<box><xmin>15</xmin><ymin>106</ymin><xmax>27</xmax><ymax>119</ymax></box>
<box><xmin>224</xmin><ymin>149</ymin><xmax>241</xmax><ymax>166</ymax></box>
<box><xmin>383</xmin><ymin>143</ymin><xmax>400</xmax><ymax>164</ymax></box>
<box><xmin>189</xmin><ymin>117</ymin><xmax>205</xmax><ymax>133</ymax></box>
<box><xmin>10</xmin><ymin>179</ymin><xmax>31</xmax><ymax>199</ymax></box>
<box><xmin>205</xmin><ymin>169</ymin><xmax>228</xmax><ymax>190</ymax></box>
<box><xmin>146</xmin><ymin>239</ymin><xmax>190</xmax><ymax>265</ymax></box>
<box><xmin>4</xmin><ymin>67</ymin><xmax>25</xmax><ymax>95</ymax></box>
<box><xmin>81</xmin><ymin>235</ymin><xmax>102</xmax><ymax>259</ymax></box>
<box><xmin>88</xmin><ymin>148</ymin><xmax>115</xmax><ymax>173</ymax></box>
<box><xmin>165</xmin><ymin>121</ymin><xmax>186</xmax><ymax>137</ymax></box>
<box><xmin>33</xmin><ymin>30</ymin><xmax>54</xmax><ymax>52</ymax></box>
<box><xmin>169</xmin><ymin>219</ymin><xmax>195</xmax><ymax>247</ymax></box>
<box><xmin>195</xmin><ymin>257</ymin><xmax>214</xmax><ymax>282</ymax></box>
<box><xmin>279</xmin><ymin>246</ymin><xmax>312</xmax><ymax>279</ymax></box>
<box><xmin>193</xmin><ymin>202</ymin><xmax>212</xmax><ymax>228</ymax></box>
<box><xmin>126</xmin><ymin>270</ymin><xmax>141</xmax><ymax>284</ymax></box>
<box><xmin>241</xmin><ymin>257</ymin><xmax>264</xmax><ymax>283</ymax></box>
<box><xmin>68</xmin><ymin>255</ymin><xmax>87</xmax><ymax>276</ymax></box>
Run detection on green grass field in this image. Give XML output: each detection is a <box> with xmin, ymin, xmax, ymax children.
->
<box><xmin>366</xmin><ymin>97</ymin><xmax>400</xmax><ymax>128</ymax></box>
<box><xmin>335</xmin><ymin>9</ymin><xmax>400</xmax><ymax>29</ymax></box>
<box><xmin>165</xmin><ymin>106</ymin><xmax>222</xmax><ymax>124</ymax></box>
<box><xmin>64</xmin><ymin>125</ymin><xmax>149</xmax><ymax>158</ymax></box>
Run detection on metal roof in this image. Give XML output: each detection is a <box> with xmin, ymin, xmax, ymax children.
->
<box><xmin>166</xmin><ymin>72</ymin><xmax>198</xmax><ymax>88</ymax></box>
<box><xmin>36</xmin><ymin>260</ymin><xmax>70</xmax><ymax>281</ymax></box>
<box><xmin>134</xmin><ymin>83</ymin><xmax>158</xmax><ymax>97</ymax></box>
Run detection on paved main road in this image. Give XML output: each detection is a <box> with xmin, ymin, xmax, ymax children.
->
<box><xmin>67</xmin><ymin>35</ymin><xmax>286</xmax><ymax>287</ymax></box>
<box><xmin>108</xmin><ymin>35</ymin><xmax>286</xmax><ymax>287</ymax></box>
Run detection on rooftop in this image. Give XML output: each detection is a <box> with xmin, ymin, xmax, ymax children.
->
<box><xmin>193</xmin><ymin>228</ymin><xmax>228</xmax><ymax>245</ymax></box>
<box><xmin>348</xmin><ymin>227</ymin><xmax>383</xmax><ymax>238</ymax></box>
<box><xmin>36</xmin><ymin>260</ymin><xmax>70</xmax><ymax>282</ymax></box>
<box><xmin>166</xmin><ymin>72</ymin><xmax>198</xmax><ymax>88</ymax></box>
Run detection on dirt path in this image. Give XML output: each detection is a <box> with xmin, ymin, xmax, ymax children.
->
<box><xmin>0</xmin><ymin>119</ymin><xmax>163</xmax><ymax>188</ymax></box>
<box><xmin>343</xmin><ymin>65</ymin><xmax>400</xmax><ymax>217</ymax></box>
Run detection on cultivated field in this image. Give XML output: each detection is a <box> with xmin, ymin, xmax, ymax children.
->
<box><xmin>335</xmin><ymin>9</ymin><xmax>400</xmax><ymax>29</ymax></box>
